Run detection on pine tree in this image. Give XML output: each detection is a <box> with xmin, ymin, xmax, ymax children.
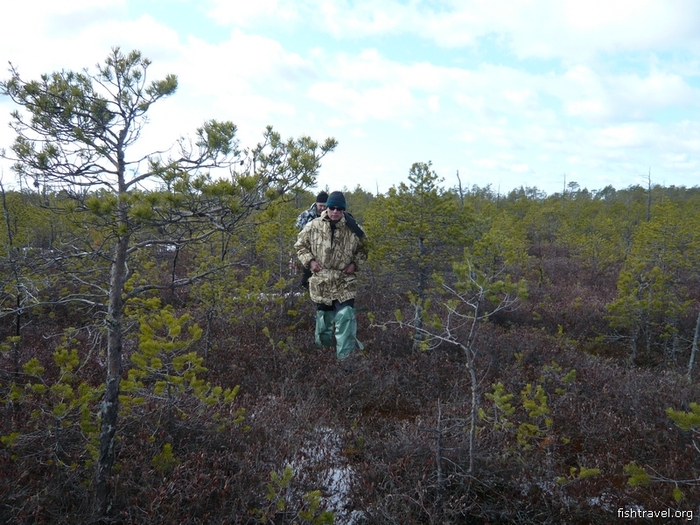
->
<box><xmin>364</xmin><ymin>161</ymin><xmax>473</xmax><ymax>348</ymax></box>
<box><xmin>1</xmin><ymin>47</ymin><xmax>335</xmax><ymax>514</ymax></box>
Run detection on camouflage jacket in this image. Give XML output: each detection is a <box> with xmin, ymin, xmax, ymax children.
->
<box><xmin>295</xmin><ymin>203</ymin><xmax>322</xmax><ymax>230</ymax></box>
<box><xmin>294</xmin><ymin>211</ymin><xmax>368</xmax><ymax>305</ymax></box>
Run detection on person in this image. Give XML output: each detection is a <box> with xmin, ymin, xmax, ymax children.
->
<box><xmin>295</xmin><ymin>191</ymin><xmax>367</xmax><ymax>360</ymax></box>
<box><xmin>295</xmin><ymin>191</ymin><xmax>328</xmax><ymax>230</ymax></box>
<box><xmin>295</xmin><ymin>191</ymin><xmax>328</xmax><ymax>288</ymax></box>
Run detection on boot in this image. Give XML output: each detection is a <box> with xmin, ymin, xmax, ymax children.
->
<box><xmin>334</xmin><ymin>306</ymin><xmax>364</xmax><ymax>360</ymax></box>
<box><xmin>315</xmin><ymin>310</ymin><xmax>335</xmax><ymax>348</ymax></box>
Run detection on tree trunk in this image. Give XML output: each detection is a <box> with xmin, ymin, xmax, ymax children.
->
<box><xmin>413</xmin><ymin>237</ymin><xmax>426</xmax><ymax>350</ymax></box>
<box><xmin>467</xmin><ymin>355</ymin><xmax>477</xmax><ymax>474</ymax></box>
<box><xmin>95</xmin><ymin>232</ymin><xmax>129</xmax><ymax>513</ymax></box>
<box><xmin>435</xmin><ymin>401</ymin><xmax>445</xmax><ymax>518</ymax></box>
<box><xmin>435</xmin><ymin>401</ymin><xmax>444</xmax><ymax>482</ymax></box>
<box><xmin>456</xmin><ymin>169</ymin><xmax>464</xmax><ymax>208</ymax></box>
<box><xmin>687</xmin><ymin>310</ymin><xmax>700</xmax><ymax>380</ymax></box>
<box><xmin>629</xmin><ymin>328</ymin><xmax>638</xmax><ymax>366</ymax></box>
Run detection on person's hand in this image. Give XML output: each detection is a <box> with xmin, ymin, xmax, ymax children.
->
<box><xmin>310</xmin><ymin>260</ymin><xmax>322</xmax><ymax>273</ymax></box>
<box><xmin>343</xmin><ymin>262</ymin><xmax>356</xmax><ymax>274</ymax></box>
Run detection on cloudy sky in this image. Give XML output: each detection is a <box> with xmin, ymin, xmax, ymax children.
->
<box><xmin>2</xmin><ymin>0</ymin><xmax>700</xmax><ymax>196</ymax></box>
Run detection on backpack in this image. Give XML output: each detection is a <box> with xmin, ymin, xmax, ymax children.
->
<box><xmin>344</xmin><ymin>212</ymin><xmax>365</xmax><ymax>239</ymax></box>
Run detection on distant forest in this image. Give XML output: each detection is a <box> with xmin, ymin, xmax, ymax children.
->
<box><xmin>2</xmin><ymin>48</ymin><xmax>700</xmax><ymax>524</ymax></box>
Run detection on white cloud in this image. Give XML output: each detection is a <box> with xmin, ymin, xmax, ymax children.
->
<box><xmin>308</xmin><ymin>79</ymin><xmax>416</xmax><ymax>124</ymax></box>
<box><xmin>510</xmin><ymin>163</ymin><xmax>531</xmax><ymax>173</ymax></box>
<box><xmin>204</xmin><ymin>0</ymin><xmax>700</xmax><ymax>64</ymax></box>
<box><xmin>476</xmin><ymin>158</ymin><xmax>499</xmax><ymax>170</ymax></box>
<box><xmin>206</xmin><ymin>0</ymin><xmax>288</xmax><ymax>26</ymax></box>
<box><xmin>427</xmin><ymin>95</ymin><xmax>440</xmax><ymax>112</ymax></box>
<box><xmin>177</xmin><ymin>29</ymin><xmax>314</xmax><ymax>94</ymax></box>
<box><xmin>661</xmin><ymin>152</ymin><xmax>696</xmax><ymax>169</ymax></box>
<box><xmin>611</xmin><ymin>72</ymin><xmax>697</xmax><ymax>112</ymax></box>
<box><xmin>596</xmin><ymin>124</ymin><xmax>657</xmax><ymax>149</ymax></box>
<box><xmin>8</xmin><ymin>0</ymin><xmax>123</xmax><ymax>16</ymax></box>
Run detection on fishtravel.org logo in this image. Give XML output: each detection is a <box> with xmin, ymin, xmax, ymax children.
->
<box><xmin>617</xmin><ymin>507</ymin><xmax>693</xmax><ymax>521</ymax></box>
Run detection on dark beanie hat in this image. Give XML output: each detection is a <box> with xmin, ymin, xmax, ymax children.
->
<box><xmin>316</xmin><ymin>191</ymin><xmax>328</xmax><ymax>203</ymax></box>
<box><xmin>325</xmin><ymin>191</ymin><xmax>346</xmax><ymax>209</ymax></box>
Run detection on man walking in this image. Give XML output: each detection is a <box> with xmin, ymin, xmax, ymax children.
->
<box><xmin>295</xmin><ymin>191</ymin><xmax>328</xmax><ymax>288</ymax></box>
<box><xmin>295</xmin><ymin>191</ymin><xmax>328</xmax><ymax>229</ymax></box>
<box><xmin>295</xmin><ymin>191</ymin><xmax>367</xmax><ymax>360</ymax></box>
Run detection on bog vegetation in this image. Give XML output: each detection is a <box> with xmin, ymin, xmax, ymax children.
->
<box><xmin>2</xmin><ymin>49</ymin><xmax>700</xmax><ymax>524</ymax></box>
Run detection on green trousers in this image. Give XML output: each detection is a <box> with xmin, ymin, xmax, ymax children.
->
<box><xmin>315</xmin><ymin>306</ymin><xmax>364</xmax><ymax>360</ymax></box>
